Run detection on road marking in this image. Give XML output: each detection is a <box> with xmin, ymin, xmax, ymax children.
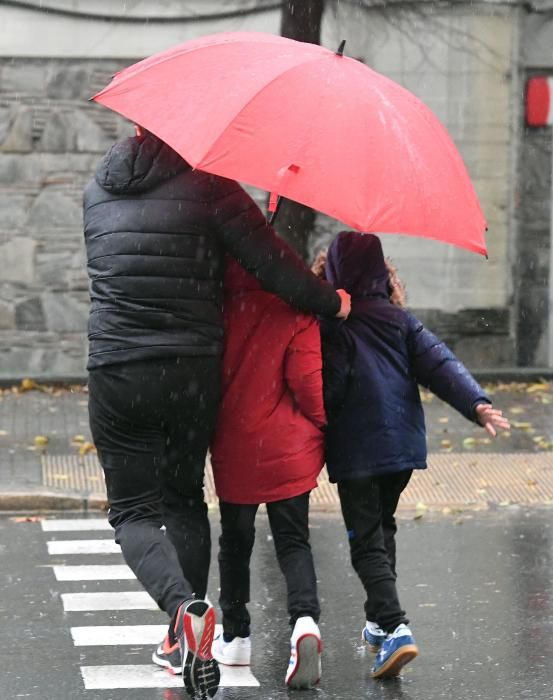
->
<box><xmin>81</xmin><ymin>664</ymin><xmax>260</xmax><ymax>689</ymax></box>
<box><xmin>47</xmin><ymin>539</ymin><xmax>120</xmax><ymax>555</ymax></box>
<box><xmin>71</xmin><ymin>625</ymin><xmax>166</xmax><ymax>646</ymax></box>
<box><xmin>62</xmin><ymin>591</ymin><xmax>158</xmax><ymax>612</ymax></box>
<box><xmin>52</xmin><ymin>564</ymin><xmax>135</xmax><ymax>581</ymax></box>
<box><xmin>41</xmin><ymin>519</ymin><xmax>111</xmax><ymax>532</ymax></box>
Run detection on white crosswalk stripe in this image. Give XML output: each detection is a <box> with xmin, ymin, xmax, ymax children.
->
<box><xmin>53</xmin><ymin>564</ymin><xmax>135</xmax><ymax>580</ymax></box>
<box><xmin>47</xmin><ymin>539</ymin><xmax>120</xmax><ymax>555</ymax></box>
<box><xmin>71</xmin><ymin>625</ymin><xmax>167</xmax><ymax>646</ymax></box>
<box><xmin>46</xmin><ymin>518</ymin><xmax>260</xmax><ymax>690</ymax></box>
<box><xmin>62</xmin><ymin>591</ymin><xmax>158</xmax><ymax>611</ymax></box>
<box><xmin>41</xmin><ymin>519</ymin><xmax>111</xmax><ymax>532</ymax></box>
<box><xmin>81</xmin><ymin>664</ymin><xmax>260</xmax><ymax>689</ymax></box>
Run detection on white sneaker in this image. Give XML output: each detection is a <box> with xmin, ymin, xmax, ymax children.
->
<box><xmin>285</xmin><ymin>616</ymin><xmax>322</xmax><ymax>689</ymax></box>
<box><xmin>211</xmin><ymin>632</ymin><xmax>251</xmax><ymax>666</ymax></box>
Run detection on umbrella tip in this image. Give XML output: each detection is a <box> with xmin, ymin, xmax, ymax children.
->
<box><xmin>336</xmin><ymin>39</ymin><xmax>346</xmax><ymax>56</ymax></box>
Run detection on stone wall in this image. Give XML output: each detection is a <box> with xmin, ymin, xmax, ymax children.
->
<box><xmin>0</xmin><ymin>1</ymin><xmax>540</xmax><ymax>377</ymax></box>
<box><xmin>0</xmin><ymin>60</ymin><xmax>131</xmax><ymax>378</ymax></box>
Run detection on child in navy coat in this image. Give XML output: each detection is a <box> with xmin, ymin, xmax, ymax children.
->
<box><xmin>319</xmin><ymin>232</ymin><xmax>510</xmax><ymax>679</ymax></box>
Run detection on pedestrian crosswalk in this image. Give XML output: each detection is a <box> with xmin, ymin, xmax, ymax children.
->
<box><xmin>42</xmin><ymin>517</ymin><xmax>260</xmax><ymax>691</ymax></box>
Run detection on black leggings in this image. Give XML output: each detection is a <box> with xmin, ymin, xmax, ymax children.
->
<box><xmin>338</xmin><ymin>470</ymin><xmax>412</xmax><ymax>633</ymax></box>
<box><xmin>88</xmin><ymin>357</ymin><xmax>220</xmax><ymax>619</ymax></box>
<box><xmin>218</xmin><ymin>493</ymin><xmax>320</xmax><ymax>638</ymax></box>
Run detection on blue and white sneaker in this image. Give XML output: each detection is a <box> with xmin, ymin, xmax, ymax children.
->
<box><xmin>362</xmin><ymin>621</ymin><xmax>386</xmax><ymax>653</ymax></box>
<box><xmin>371</xmin><ymin>624</ymin><xmax>418</xmax><ymax>679</ymax></box>
<box><xmin>285</xmin><ymin>616</ymin><xmax>322</xmax><ymax>689</ymax></box>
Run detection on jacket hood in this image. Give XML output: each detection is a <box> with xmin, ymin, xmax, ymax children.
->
<box><xmin>95</xmin><ymin>132</ymin><xmax>189</xmax><ymax>195</ymax></box>
<box><xmin>325</xmin><ymin>231</ymin><xmax>390</xmax><ymax>299</ymax></box>
<box><xmin>224</xmin><ymin>257</ymin><xmax>262</xmax><ymax>294</ymax></box>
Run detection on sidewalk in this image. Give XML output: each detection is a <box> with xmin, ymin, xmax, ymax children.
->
<box><xmin>1</xmin><ymin>379</ymin><xmax>553</xmax><ymax>512</ymax></box>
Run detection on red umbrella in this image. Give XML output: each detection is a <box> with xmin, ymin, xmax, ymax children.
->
<box><xmin>93</xmin><ymin>31</ymin><xmax>487</xmax><ymax>256</ymax></box>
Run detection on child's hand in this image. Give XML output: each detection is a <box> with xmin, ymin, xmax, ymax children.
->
<box><xmin>475</xmin><ymin>403</ymin><xmax>511</xmax><ymax>437</ymax></box>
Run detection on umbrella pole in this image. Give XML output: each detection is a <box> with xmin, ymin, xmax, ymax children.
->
<box><xmin>268</xmin><ymin>195</ymin><xmax>284</xmax><ymax>225</ymax></box>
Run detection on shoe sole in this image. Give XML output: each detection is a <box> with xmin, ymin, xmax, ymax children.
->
<box><xmin>151</xmin><ymin>649</ymin><xmax>182</xmax><ymax>675</ymax></box>
<box><xmin>211</xmin><ymin>653</ymin><xmax>251</xmax><ymax>667</ymax></box>
<box><xmin>181</xmin><ymin>601</ymin><xmax>220</xmax><ymax>699</ymax></box>
<box><xmin>286</xmin><ymin>633</ymin><xmax>322</xmax><ymax>689</ymax></box>
<box><xmin>372</xmin><ymin>644</ymin><xmax>418</xmax><ymax>679</ymax></box>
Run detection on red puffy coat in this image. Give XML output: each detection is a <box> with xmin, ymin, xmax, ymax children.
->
<box><xmin>210</xmin><ymin>260</ymin><xmax>326</xmax><ymax>504</ymax></box>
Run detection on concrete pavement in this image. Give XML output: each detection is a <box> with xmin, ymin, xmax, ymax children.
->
<box><xmin>1</xmin><ymin>379</ymin><xmax>553</xmax><ymax>512</ymax></box>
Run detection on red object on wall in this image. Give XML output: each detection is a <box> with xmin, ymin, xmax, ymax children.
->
<box><xmin>526</xmin><ymin>76</ymin><xmax>553</xmax><ymax>126</ymax></box>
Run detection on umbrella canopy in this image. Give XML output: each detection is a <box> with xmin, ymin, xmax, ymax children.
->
<box><xmin>93</xmin><ymin>31</ymin><xmax>487</xmax><ymax>256</ymax></box>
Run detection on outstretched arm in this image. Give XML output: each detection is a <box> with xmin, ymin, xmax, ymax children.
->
<box><xmin>408</xmin><ymin>313</ymin><xmax>491</xmax><ymax>423</ymax></box>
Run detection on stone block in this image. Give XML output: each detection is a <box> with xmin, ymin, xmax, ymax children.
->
<box><xmin>46</xmin><ymin>65</ymin><xmax>90</xmax><ymax>100</ymax></box>
<box><xmin>37</xmin><ymin>111</ymin><xmax>75</xmax><ymax>153</ymax></box>
<box><xmin>0</xmin><ymin>301</ymin><xmax>15</xmax><ymax>330</ymax></box>
<box><xmin>26</xmin><ymin>188</ymin><xmax>82</xmax><ymax>231</ymax></box>
<box><xmin>0</xmin><ymin>331</ymin><xmax>87</xmax><ymax>379</ymax></box>
<box><xmin>73</xmin><ymin>109</ymin><xmax>113</xmax><ymax>153</ymax></box>
<box><xmin>452</xmin><ymin>334</ymin><xmax>516</xmax><ymax>368</ymax></box>
<box><xmin>0</xmin><ymin>194</ymin><xmax>32</xmax><ymax>231</ymax></box>
<box><xmin>15</xmin><ymin>297</ymin><xmax>46</xmax><ymax>331</ymax></box>
<box><xmin>2</xmin><ymin>62</ymin><xmax>48</xmax><ymax>94</ymax></box>
<box><xmin>0</xmin><ymin>107</ymin><xmax>33</xmax><ymax>153</ymax></box>
<box><xmin>0</xmin><ymin>237</ymin><xmax>36</xmax><ymax>284</ymax></box>
<box><xmin>42</xmin><ymin>291</ymin><xmax>88</xmax><ymax>333</ymax></box>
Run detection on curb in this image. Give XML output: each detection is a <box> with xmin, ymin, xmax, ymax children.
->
<box><xmin>0</xmin><ymin>490</ymin><xmax>107</xmax><ymax>513</ymax></box>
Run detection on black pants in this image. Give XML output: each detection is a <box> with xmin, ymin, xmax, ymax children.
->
<box><xmin>88</xmin><ymin>357</ymin><xmax>220</xmax><ymax>619</ymax></box>
<box><xmin>218</xmin><ymin>493</ymin><xmax>320</xmax><ymax>638</ymax></box>
<box><xmin>337</xmin><ymin>470</ymin><xmax>412</xmax><ymax>633</ymax></box>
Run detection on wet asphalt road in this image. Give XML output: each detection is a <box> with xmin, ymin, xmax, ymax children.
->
<box><xmin>1</xmin><ymin>509</ymin><xmax>553</xmax><ymax>700</ymax></box>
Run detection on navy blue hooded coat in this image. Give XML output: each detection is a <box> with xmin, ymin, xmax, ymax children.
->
<box><xmin>321</xmin><ymin>232</ymin><xmax>490</xmax><ymax>481</ymax></box>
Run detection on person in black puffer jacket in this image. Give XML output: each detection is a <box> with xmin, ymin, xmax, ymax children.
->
<box><xmin>84</xmin><ymin>129</ymin><xmax>349</xmax><ymax>694</ymax></box>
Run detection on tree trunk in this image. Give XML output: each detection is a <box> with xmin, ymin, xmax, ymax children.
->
<box><xmin>275</xmin><ymin>0</ymin><xmax>325</xmax><ymax>260</ymax></box>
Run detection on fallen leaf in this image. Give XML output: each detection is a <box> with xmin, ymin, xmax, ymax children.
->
<box><xmin>33</xmin><ymin>435</ymin><xmax>49</xmax><ymax>447</ymax></box>
<box><xmin>511</xmin><ymin>421</ymin><xmax>532</xmax><ymax>430</ymax></box>
<box><xmin>0</xmin><ymin>430</ymin><xmax>8</xmax><ymax>437</ymax></box>
<box><xmin>21</xmin><ymin>378</ymin><xmax>37</xmax><ymax>392</ymax></box>
<box><xmin>526</xmin><ymin>382</ymin><xmax>550</xmax><ymax>393</ymax></box>
<box><xmin>10</xmin><ymin>515</ymin><xmax>44</xmax><ymax>523</ymax></box>
<box><xmin>463</xmin><ymin>437</ymin><xmax>476</xmax><ymax>448</ymax></box>
<box><xmin>72</xmin><ymin>435</ymin><xmax>86</xmax><ymax>444</ymax></box>
<box><xmin>509</xmin><ymin>406</ymin><xmax>524</xmax><ymax>414</ymax></box>
<box><xmin>527</xmin><ymin>479</ymin><xmax>537</xmax><ymax>487</ymax></box>
<box><xmin>440</xmin><ymin>439</ymin><xmax>452</xmax><ymax>449</ymax></box>
<box><xmin>438</xmin><ymin>417</ymin><xmax>449</xmax><ymax>424</ymax></box>
<box><xmin>79</xmin><ymin>441</ymin><xmax>96</xmax><ymax>456</ymax></box>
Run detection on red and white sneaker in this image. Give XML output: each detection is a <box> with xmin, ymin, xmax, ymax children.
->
<box><xmin>285</xmin><ymin>616</ymin><xmax>322</xmax><ymax>689</ymax></box>
<box><xmin>174</xmin><ymin>599</ymin><xmax>220</xmax><ymax>699</ymax></box>
<box><xmin>152</xmin><ymin>632</ymin><xmax>182</xmax><ymax>674</ymax></box>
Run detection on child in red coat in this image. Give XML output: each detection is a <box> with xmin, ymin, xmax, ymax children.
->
<box><xmin>210</xmin><ymin>258</ymin><xmax>326</xmax><ymax>689</ymax></box>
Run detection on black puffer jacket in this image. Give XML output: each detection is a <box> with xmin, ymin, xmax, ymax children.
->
<box><xmin>84</xmin><ymin>133</ymin><xmax>339</xmax><ymax>369</ymax></box>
